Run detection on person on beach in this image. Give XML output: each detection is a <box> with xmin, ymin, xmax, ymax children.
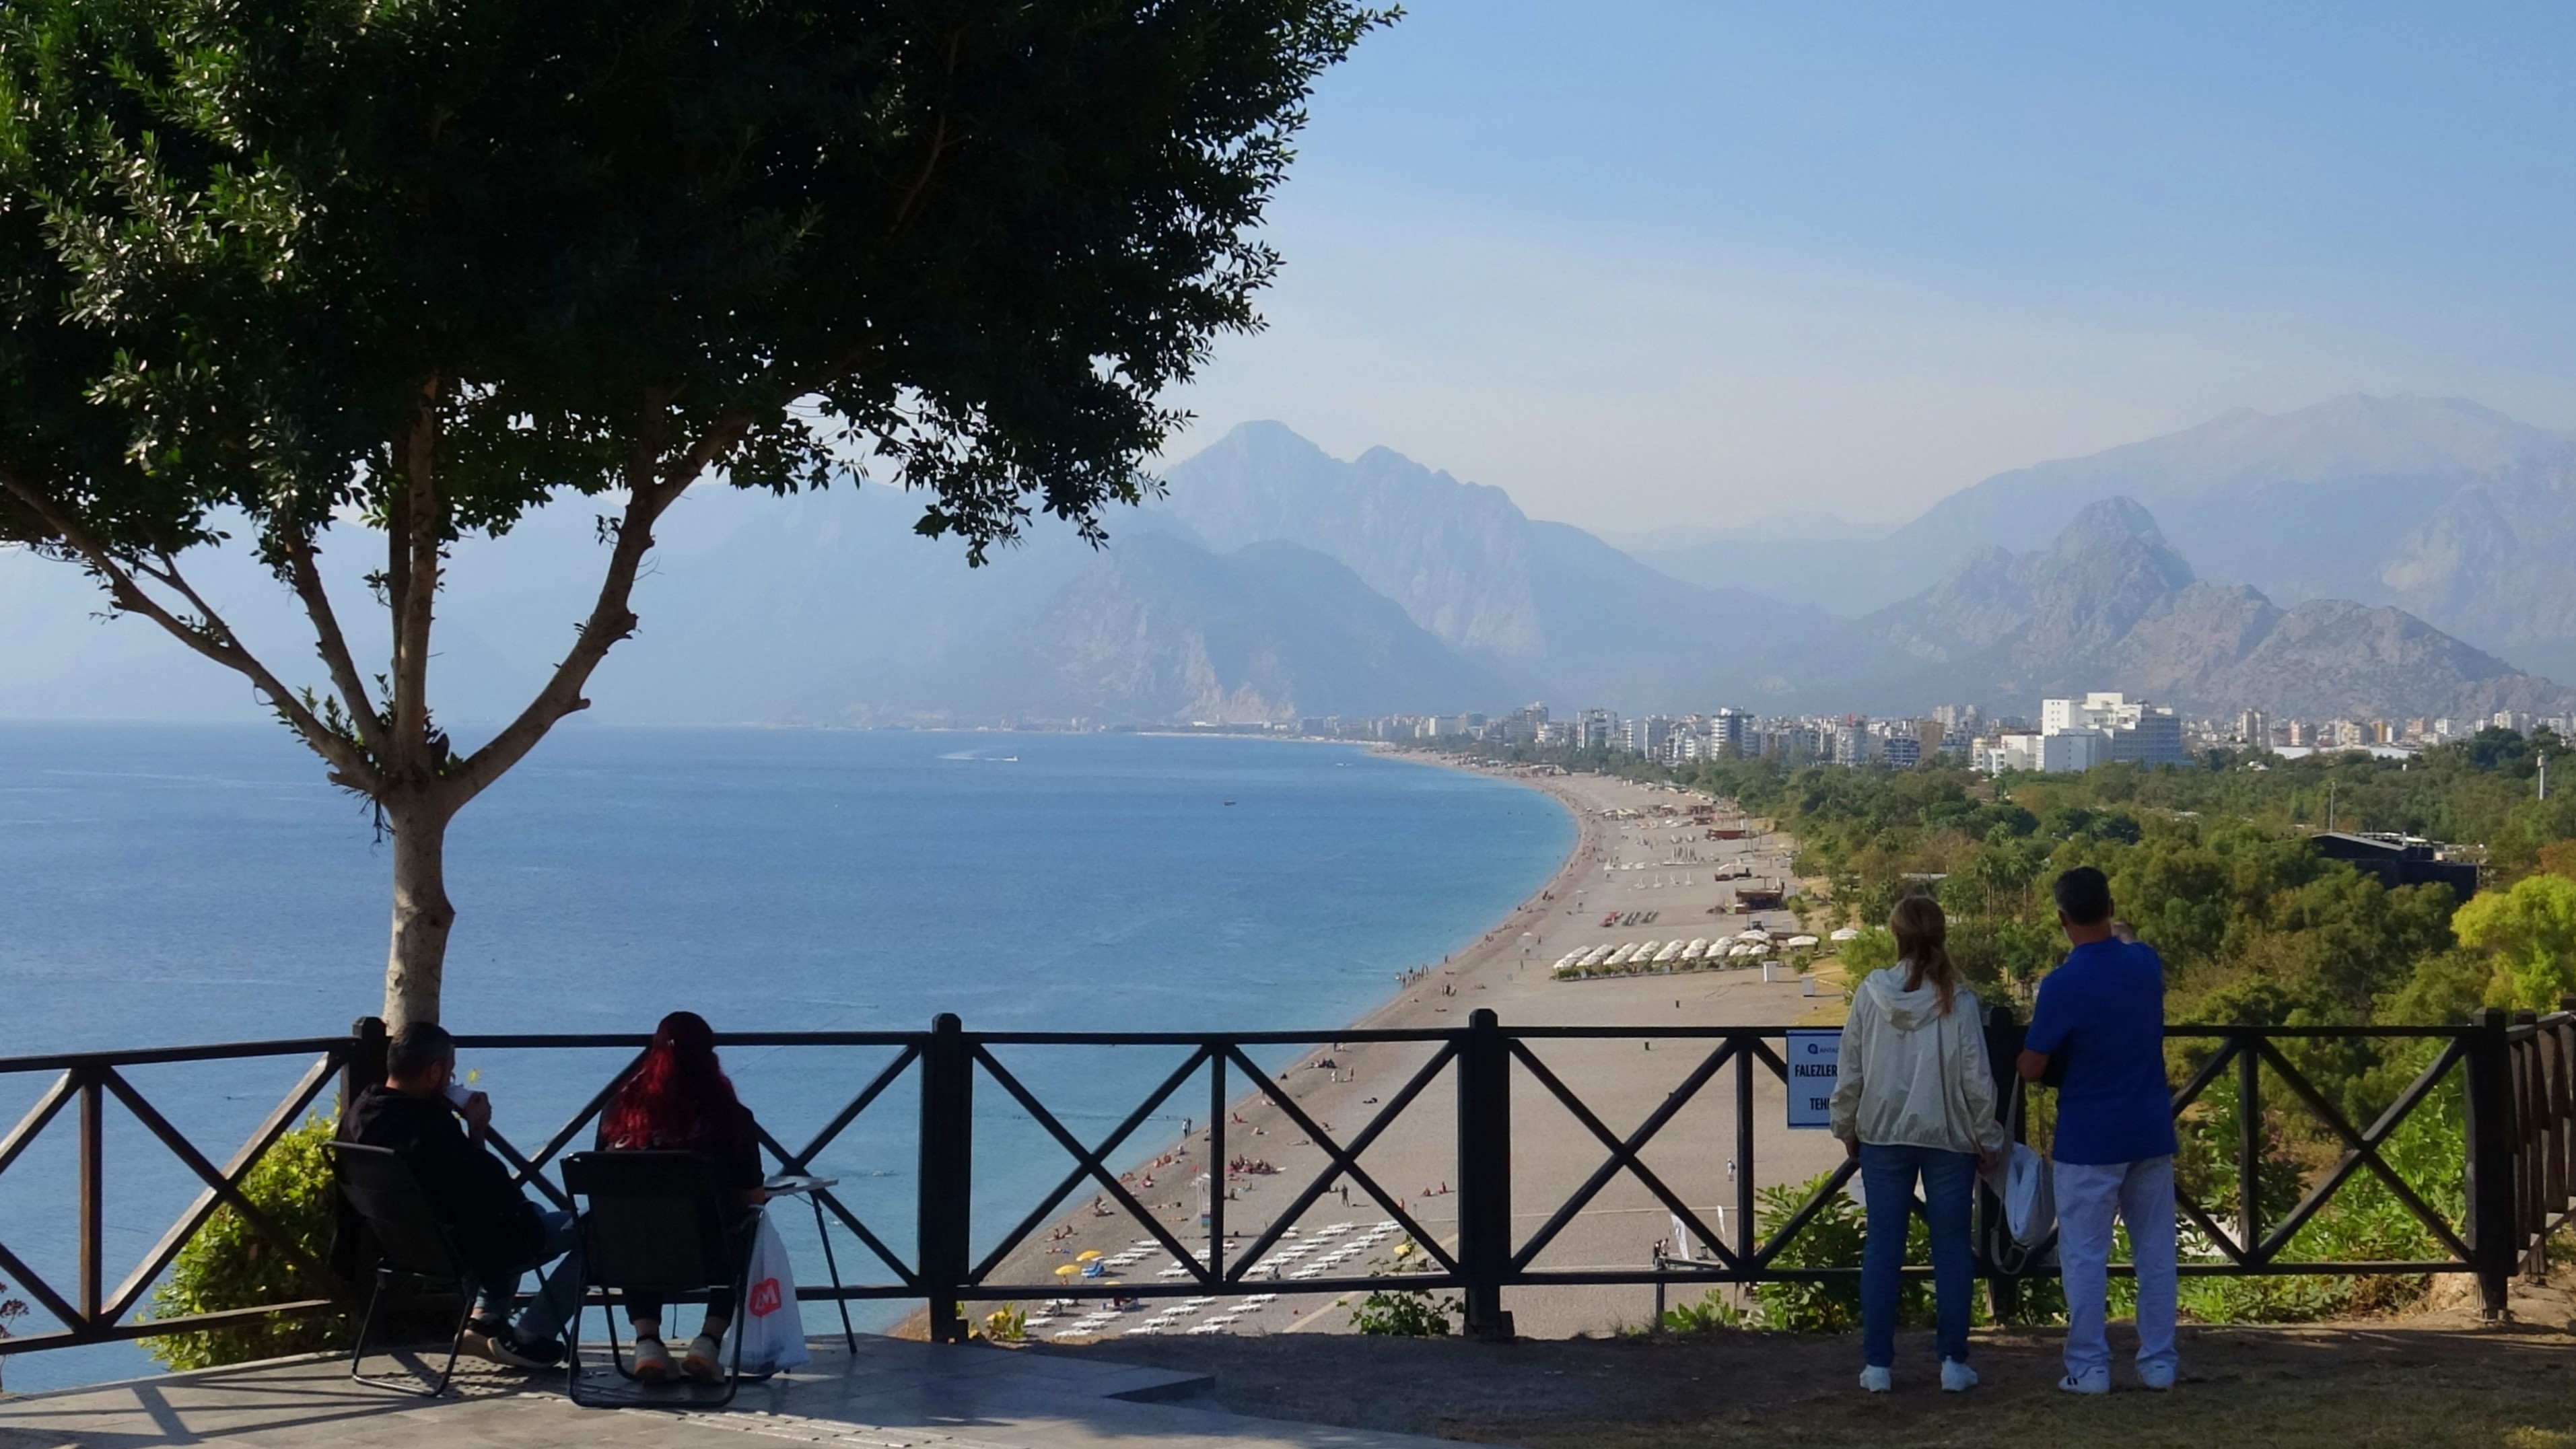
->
<box><xmin>2018</xmin><ymin>868</ymin><xmax>2180</xmax><ymax>1394</ymax></box>
<box><xmin>596</xmin><ymin>1011</ymin><xmax>770</xmax><ymax>1384</ymax></box>
<box><xmin>1828</xmin><ymin>895</ymin><xmax>2007</xmax><ymax>1394</ymax></box>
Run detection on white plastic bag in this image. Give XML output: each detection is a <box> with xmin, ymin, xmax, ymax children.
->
<box><xmin>724</xmin><ymin>1210</ymin><xmax>810</xmax><ymax>1374</ymax></box>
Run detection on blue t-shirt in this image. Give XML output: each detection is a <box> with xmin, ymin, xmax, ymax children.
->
<box><xmin>2025</xmin><ymin>938</ymin><xmax>2179</xmax><ymax>1165</ymax></box>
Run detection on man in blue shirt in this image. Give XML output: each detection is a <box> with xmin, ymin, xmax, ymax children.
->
<box><xmin>2017</xmin><ymin>866</ymin><xmax>2180</xmax><ymax>1394</ymax></box>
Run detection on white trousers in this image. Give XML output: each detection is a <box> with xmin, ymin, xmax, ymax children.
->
<box><xmin>2052</xmin><ymin>1156</ymin><xmax>2179</xmax><ymax>1384</ymax></box>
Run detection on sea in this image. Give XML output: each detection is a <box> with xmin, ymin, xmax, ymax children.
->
<box><xmin>0</xmin><ymin>722</ymin><xmax>1572</xmax><ymax>1391</ymax></box>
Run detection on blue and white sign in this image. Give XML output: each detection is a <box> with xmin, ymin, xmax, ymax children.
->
<box><xmin>1784</xmin><ymin>1028</ymin><xmax>1842</xmax><ymax>1129</ymax></box>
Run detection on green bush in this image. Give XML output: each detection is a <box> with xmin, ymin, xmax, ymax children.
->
<box><xmin>148</xmin><ymin>1115</ymin><xmax>350</xmax><ymax>1370</ymax></box>
<box><xmin>1349</xmin><ymin>1287</ymin><xmax>1457</xmax><ymax>1337</ymax></box>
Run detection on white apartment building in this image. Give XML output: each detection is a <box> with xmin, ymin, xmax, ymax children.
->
<box><xmin>2039</xmin><ymin>691</ymin><xmax>2186</xmax><ymax>769</ymax></box>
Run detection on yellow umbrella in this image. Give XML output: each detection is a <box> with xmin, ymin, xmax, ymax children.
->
<box><xmin>1076</xmin><ymin>1249</ymin><xmax>1104</xmax><ymax>1262</ymax></box>
<box><xmin>1055</xmin><ymin>1264</ymin><xmax>1081</xmax><ymax>1277</ymax></box>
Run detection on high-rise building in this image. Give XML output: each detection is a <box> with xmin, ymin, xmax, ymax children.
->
<box><xmin>2040</xmin><ymin>692</ymin><xmax>2185</xmax><ymax>768</ymax></box>
<box><xmin>1711</xmin><ymin>708</ymin><xmax>1751</xmax><ymax>759</ymax></box>
<box><xmin>1576</xmin><ymin>709</ymin><xmax>1620</xmax><ymax>751</ymax></box>
<box><xmin>2237</xmin><ymin>709</ymin><xmax>2270</xmax><ymax>751</ymax></box>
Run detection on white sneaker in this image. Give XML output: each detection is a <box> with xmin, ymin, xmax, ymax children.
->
<box><xmin>2057</xmin><ymin>1370</ymin><xmax>2110</xmax><ymax>1395</ymax></box>
<box><xmin>681</xmin><ymin>1333</ymin><xmax>726</xmax><ymax>1383</ymax></box>
<box><xmin>1858</xmin><ymin>1366</ymin><xmax>1891</xmax><ymax>1393</ymax></box>
<box><xmin>1941</xmin><ymin>1359</ymin><xmax>1978</xmax><ymax>1392</ymax></box>
<box><xmin>631</xmin><ymin>1335</ymin><xmax>678</xmax><ymax>1384</ymax></box>
<box><xmin>2139</xmin><ymin>1362</ymin><xmax>2177</xmax><ymax>1391</ymax></box>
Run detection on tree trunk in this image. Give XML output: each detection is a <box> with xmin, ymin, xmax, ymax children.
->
<box><xmin>382</xmin><ymin>796</ymin><xmax>457</xmax><ymax>1028</ymax></box>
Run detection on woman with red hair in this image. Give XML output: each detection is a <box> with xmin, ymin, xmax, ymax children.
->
<box><xmin>596</xmin><ymin>1012</ymin><xmax>769</xmax><ymax>1383</ymax></box>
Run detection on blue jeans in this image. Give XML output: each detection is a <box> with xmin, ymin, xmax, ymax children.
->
<box><xmin>1858</xmin><ymin>1143</ymin><xmax>1976</xmax><ymax>1369</ymax></box>
<box><xmin>475</xmin><ymin>1208</ymin><xmax>584</xmax><ymax>1341</ymax></box>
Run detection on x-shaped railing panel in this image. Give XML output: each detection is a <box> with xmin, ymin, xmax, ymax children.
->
<box><xmin>1511</xmin><ymin>1038</ymin><xmax>1742</xmax><ymax>1273</ymax></box>
<box><xmin>1217</xmin><ymin>1041</ymin><xmax>1461</xmax><ymax>1283</ymax></box>
<box><xmin>973</xmin><ymin>1045</ymin><xmax>1218</xmax><ymax>1285</ymax></box>
<box><xmin>2252</xmin><ymin>1038</ymin><xmax>2470</xmax><ymax>1263</ymax></box>
<box><xmin>0</xmin><ymin>1051</ymin><xmax>343</xmax><ymax>1343</ymax></box>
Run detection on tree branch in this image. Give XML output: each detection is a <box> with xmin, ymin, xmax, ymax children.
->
<box><xmin>390</xmin><ymin>388</ymin><xmax>441</xmax><ymax>771</ymax></box>
<box><xmin>889</xmin><ymin>30</ymin><xmax>963</xmax><ymax>232</ymax></box>
<box><xmin>0</xmin><ymin>464</ymin><xmax>382</xmax><ymax>793</ymax></box>
<box><xmin>281</xmin><ymin>526</ymin><xmax>388</xmax><ymax>756</ymax></box>
<box><xmin>444</xmin><ymin>411</ymin><xmax>753</xmax><ymax>806</ymax></box>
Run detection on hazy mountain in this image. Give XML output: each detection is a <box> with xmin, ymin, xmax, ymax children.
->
<box><xmin>1859</xmin><ymin>499</ymin><xmax>2575</xmax><ymax>719</ymax></box>
<box><xmin>1636</xmin><ymin>394</ymin><xmax>2575</xmax><ymax>631</ymax></box>
<box><xmin>2377</xmin><ymin>443</ymin><xmax>2576</xmax><ymax>682</ymax></box>
<box><xmin>1154</xmin><ymin>423</ymin><xmax>1863</xmax><ymax>709</ymax></box>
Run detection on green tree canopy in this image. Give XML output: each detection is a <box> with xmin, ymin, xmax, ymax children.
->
<box><xmin>0</xmin><ymin>0</ymin><xmax>1389</xmax><ymax>1023</ymax></box>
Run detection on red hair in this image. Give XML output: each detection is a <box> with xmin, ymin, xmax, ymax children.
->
<box><xmin>602</xmin><ymin>1012</ymin><xmax>741</xmax><ymax>1149</ymax></box>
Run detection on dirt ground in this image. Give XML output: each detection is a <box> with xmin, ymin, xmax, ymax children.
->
<box><xmin>1035</xmin><ymin>1307</ymin><xmax>2576</xmax><ymax>1448</ymax></box>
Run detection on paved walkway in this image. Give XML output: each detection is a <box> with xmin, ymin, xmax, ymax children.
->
<box><xmin>0</xmin><ymin>1335</ymin><xmax>1484</xmax><ymax>1448</ymax></box>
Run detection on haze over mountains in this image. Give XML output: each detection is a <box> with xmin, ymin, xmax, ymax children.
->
<box><xmin>5</xmin><ymin>395</ymin><xmax>2574</xmax><ymax>728</ymax></box>
<box><xmin>1633</xmin><ymin>394</ymin><xmax>2576</xmax><ymax>683</ymax></box>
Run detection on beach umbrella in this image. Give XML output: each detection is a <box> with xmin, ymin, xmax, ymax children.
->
<box><xmin>1830</xmin><ymin>927</ymin><xmax>1861</xmax><ymax>942</ymax></box>
<box><xmin>1055</xmin><ymin>1264</ymin><xmax>1081</xmax><ymax>1277</ymax></box>
<box><xmin>1077</xmin><ymin>1249</ymin><xmax>1104</xmax><ymax>1262</ymax></box>
<box><xmin>1786</xmin><ymin>935</ymin><xmax>1819</xmax><ymax>948</ymax></box>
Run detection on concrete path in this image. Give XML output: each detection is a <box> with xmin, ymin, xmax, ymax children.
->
<box><xmin>0</xmin><ymin>1335</ymin><xmax>1487</xmax><ymax>1449</ymax></box>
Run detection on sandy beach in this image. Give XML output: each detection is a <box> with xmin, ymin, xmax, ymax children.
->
<box><xmin>974</xmin><ymin>757</ymin><xmax>1848</xmax><ymax>1343</ymax></box>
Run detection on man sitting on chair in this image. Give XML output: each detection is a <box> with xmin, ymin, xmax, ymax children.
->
<box><xmin>343</xmin><ymin>1022</ymin><xmax>578</xmax><ymax>1368</ymax></box>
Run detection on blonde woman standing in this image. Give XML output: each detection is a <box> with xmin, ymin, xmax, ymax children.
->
<box><xmin>1827</xmin><ymin>895</ymin><xmax>2009</xmax><ymax>1394</ymax></box>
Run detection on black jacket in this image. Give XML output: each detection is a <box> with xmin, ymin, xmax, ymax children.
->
<box><xmin>342</xmin><ymin>1085</ymin><xmax>546</xmax><ymax>1276</ymax></box>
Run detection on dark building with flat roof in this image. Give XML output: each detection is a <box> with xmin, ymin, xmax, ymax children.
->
<box><xmin>2311</xmin><ymin>833</ymin><xmax>2480</xmax><ymax>901</ymax></box>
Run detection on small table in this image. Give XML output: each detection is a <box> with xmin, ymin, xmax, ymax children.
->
<box><xmin>765</xmin><ymin>1175</ymin><xmax>858</xmax><ymax>1352</ymax></box>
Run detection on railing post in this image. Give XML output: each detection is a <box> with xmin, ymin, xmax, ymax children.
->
<box><xmin>77</xmin><ymin>1066</ymin><xmax>103</xmax><ymax>1329</ymax></box>
<box><xmin>2515</xmin><ymin>1011</ymin><xmax>2544</xmax><ymax>1275</ymax></box>
<box><xmin>2559</xmin><ymin>997</ymin><xmax>2576</xmax><ymax>1234</ymax></box>
<box><xmin>1455</xmin><ymin>1009</ymin><xmax>1515</xmax><ymax>1341</ymax></box>
<box><xmin>918</xmin><ymin>1013</ymin><xmax>973</xmax><ymax>1345</ymax></box>
<box><xmin>2466</xmin><ymin>1008</ymin><xmax>2517</xmax><ymax>1318</ymax></box>
<box><xmin>339</xmin><ymin>1016</ymin><xmax>388</xmax><ymax>1123</ymax></box>
<box><xmin>2237</xmin><ymin>1037</ymin><xmax>2263</xmax><ymax>1260</ymax></box>
<box><xmin>1980</xmin><ymin>1003</ymin><xmax>2026</xmax><ymax>1321</ymax></box>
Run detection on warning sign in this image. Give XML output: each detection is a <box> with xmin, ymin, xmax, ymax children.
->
<box><xmin>1784</xmin><ymin>1028</ymin><xmax>1842</xmax><ymax>1130</ymax></box>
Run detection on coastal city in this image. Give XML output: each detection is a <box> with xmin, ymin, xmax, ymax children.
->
<box><xmin>1259</xmin><ymin>693</ymin><xmax>2569</xmax><ymax>773</ymax></box>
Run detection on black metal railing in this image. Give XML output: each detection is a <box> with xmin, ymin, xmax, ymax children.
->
<box><xmin>1</xmin><ymin>998</ymin><xmax>2569</xmax><ymax>1359</ymax></box>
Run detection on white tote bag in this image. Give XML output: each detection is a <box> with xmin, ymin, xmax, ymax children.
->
<box><xmin>2003</xmin><ymin>1143</ymin><xmax>2056</xmax><ymax>1249</ymax></box>
<box><xmin>724</xmin><ymin>1210</ymin><xmax>810</xmax><ymax>1374</ymax></box>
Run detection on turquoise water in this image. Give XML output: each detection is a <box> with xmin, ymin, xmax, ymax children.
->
<box><xmin>0</xmin><ymin>723</ymin><xmax>1570</xmax><ymax>1390</ymax></box>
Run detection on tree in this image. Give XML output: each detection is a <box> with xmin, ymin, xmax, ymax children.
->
<box><xmin>0</xmin><ymin>0</ymin><xmax>1388</xmax><ymax>1025</ymax></box>
<box><xmin>2453</xmin><ymin>872</ymin><xmax>2576</xmax><ymax>1012</ymax></box>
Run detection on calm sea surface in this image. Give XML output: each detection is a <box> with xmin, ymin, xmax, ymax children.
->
<box><xmin>0</xmin><ymin>723</ymin><xmax>1570</xmax><ymax>1390</ymax></box>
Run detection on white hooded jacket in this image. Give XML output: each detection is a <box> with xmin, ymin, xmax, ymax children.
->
<box><xmin>1827</xmin><ymin>965</ymin><xmax>2011</xmax><ymax>1158</ymax></box>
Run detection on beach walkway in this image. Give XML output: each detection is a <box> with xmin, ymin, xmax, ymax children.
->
<box><xmin>0</xmin><ymin>1334</ymin><xmax>1484</xmax><ymax>1449</ymax></box>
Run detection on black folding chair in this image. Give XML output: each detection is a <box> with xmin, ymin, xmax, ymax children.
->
<box><xmin>561</xmin><ymin>1150</ymin><xmax>754</xmax><ymax>1409</ymax></box>
<box><xmin>326</xmin><ymin>1141</ymin><xmax>479</xmax><ymax>1397</ymax></box>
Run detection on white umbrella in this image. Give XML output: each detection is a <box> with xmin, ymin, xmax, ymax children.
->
<box><xmin>1830</xmin><ymin>927</ymin><xmax>1861</xmax><ymax>942</ymax></box>
<box><xmin>1786</xmin><ymin>935</ymin><xmax>1819</xmax><ymax>948</ymax></box>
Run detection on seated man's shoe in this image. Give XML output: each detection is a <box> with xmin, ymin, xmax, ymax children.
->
<box><xmin>484</xmin><ymin>1328</ymin><xmax>565</xmax><ymax>1370</ymax></box>
<box><xmin>681</xmin><ymin>1333</ymin><xmax>726</xmax><ymax>1383</ymax></box>
<box><xmin>631</xmin><ymin>1335</ymin><xmax>678</xmax><ymax>1384</ymax></box>
<box><xmin>468</xmin><ymin>1310</ymin><xmax>512</xmax><ymax>1341</ymax></box>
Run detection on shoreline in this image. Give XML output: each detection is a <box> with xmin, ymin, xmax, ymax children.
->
<box><xmin>954</xmin><ymin>759</ymin><xmax>1841</xmax><ymax>1344</ymax></box>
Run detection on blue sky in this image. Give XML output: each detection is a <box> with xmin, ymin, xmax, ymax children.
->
<box><xmin>1160</xmin><ymin>1</ymin><xmax>2576</xmax><ymax>531</ymax></box>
